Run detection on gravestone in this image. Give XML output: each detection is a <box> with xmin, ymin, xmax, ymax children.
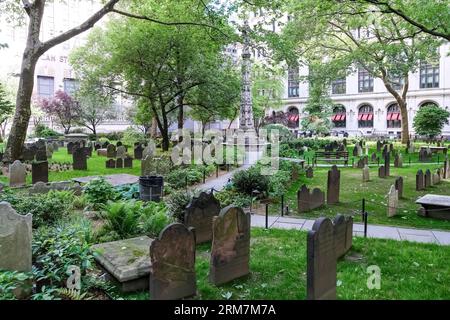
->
<box><xmin>116</xmin><ymin>141</ymin><xmax>123</xmax><ymax>147</ymax></box>
<box><xmin>356</xmin><ymin>144</ymin><xmax>363</xmax><ymax>157</ymax></box>
<box><xmin>327</xmin><ymin>165</ymin><xmax>340</xmax><ymax>204</ymax></box>
<box><xmin>306</xmin><ymin>166</ymin><xmax>313</xmax><ymax>178</ymax></box>
<box><xmin>73</xmin><ymin>147</ymin><xmax>87</xmax><ymax>170</ymax></box>
<box><xmin>31</xmin><ymin>161</ymin><xmax>48</xmax><ymax>184</ymax></box>
<box><xmin>362</xmin><ymin>165</ymin><xmax>369</xmax><ymax>182</ymax></box>
<box><xmin>425</xmin><ymin>169</ymin><xmax>432</xmax><ymax>188</ymax></box>
<box><xmin>307</xmin><ymin>217</ymin><xmax>336</xmax><ymax>300</ymax></box>
<box><xmin>444</xmin><ymin>158</ymin><xmax>449</xmax><ymax>179</ymax></box>
<box><xmin>384</xmin><ymin>152</ymin><xmax>390</xmax><ymax>177</ymax></box>
<box><xmin>141</xmin><ymin>155</ymin><xmax>152</xmax><ymax>176</ymax></box>
<box><xmin>433</xmin><ymin>171</ymin><xmax>440</xmax><ymax>185</ymax></box>
<box><xmin>298</xmin><ymin>185</ymin><xmax>325</xmax><ymax>212</ymax></box>
<box><xmin>97</xmin><ymin>148</ymin><xmax>108</xmax><ymax>157</ymax></box>
<box><xmin>116</xmin><ymin>146</ymin><xmax>127</xmax><ymax>159</ymax></box>
<box><xmin>134</xmin><ymin>145</ymin><xmax>144</xmax><ymax>160</ymax></box>
<box><xmin>382</xmin><ymin>145</ymin><xmax>388</xmax><ymax>158</ymax></box>
<box><xmin>106</xmin><ymin>159</ymin><xmax>116</xmax><ymax>168</ymax></box>
<box><xmin>395</xmin><ymin>176</ymin><xmax>403</xmax><ymax>199</ymax></box>
<box><xmin>357</xmin><ymin>158</ymin><xmax>365</xmax><ymax>169</ymax></box>
<box><xmin>107</xmin><ymin>144</ymin><xmax>116</xmax><ymax>158</ymax></box>
<box><xmin>389</xmin><ymin>143</ymin><xmax>394</xmax><ymax>152</ymax></box>
<box><xmin>94</xmin><ymin>142</ymin><xmax>102</xmax><ymax>150</ymax></box>
<box><xmin>124</xmin><ymin>156</ymin><xmax>133</xmax><ymax>168</ymax></box>
<box><xmin>116</xmin><ymin>158</ymin><xmax>123</xmax><ymax>169</ymax></box>
<box><xmin>35</xmin><ymin>140</ymin><xmax>47</xmax><ymax>161</ymax></box>
<box><xmin>22</xmin><ymin>145</ymin><xmax>36</xmax><ymax>161</ymax></box>
<box><xmin>142</xmin><ymin>145</ymin><xmax>155</xmax><ymax>159</ymax></box>
<box><xmin>102</xmin><ymin>141</ymin><xmax>109</xmax><ymax>148</ymax></box>
<box><xmin>387</xmin><ymin>185</ymin><xmax>398</xmax><ymax>217</ymax></box>
<box><xmin>371</xmin><ymin>152</ymin><xmax>377</xmax><ymax>162</ymax></box>
<box><xmin>416</xmin><ymin>169</ymin><xmax>424</xmax><ymax>191</ymax></box>
<box><xmin>333</xmin><ymin>215</ymin><xmax>353</xmax><ymax>259</ymax></box>
<box><xmin>209</xmin><ymin>206</ymin><xmax>251</xmax><ymax>285</ymax></box>
<box><xmin>376</xmin><ymin>140</ymin><xmax>382</xmax><ymax>152</ymax></box>
<box><xmin>184</xmin><ymin>191</ymin><xmax>221</xmax><ymax>243</ymax></box>
<box><xmin>378</xmin><ymin>165</ymin><xmax>385</xmax><ymax>178</ymax></box>
<box><xmin>67</xmin><ymin>141</ymin><xmax>75</xmax><ymax>154</ymax></box>
<box><xmin>150</xmin><ymin>223</ymin><xmax>196</xmax><ymax>300</ymax></box>
<box><xmin>9</xmin><ymin>160</ymin><xmax>26</xmax><ymax>187</ymax></box>
<box><xmin>394</xmin><ymin>153</ymin><xmax>403</xmax><ymax>168</ymax></box>
<box><xmin>352</xmin><ymin>145</ymin><xmax>358</xmax><ymax>157</ymax></box>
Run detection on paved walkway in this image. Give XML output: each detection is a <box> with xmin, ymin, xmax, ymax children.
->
<box><xmin>192</xmin><ymin>165</ymin><xmax>450</xmax><ymax>246</ymax></box>
<box><xmin>251</xmin><ymin>215</ymin><xmax>450</xmax><ymax>246</ymax></box>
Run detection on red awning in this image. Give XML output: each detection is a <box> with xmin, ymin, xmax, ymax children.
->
<box><xmin>362</xmin><ymin>114</ymin><xmax>368</xmax><ymax>121</ymax></box>
<box><xmin>396</xmin><ymin>113</ymin><xmax>401</xmax><ymax>121</ymax></box>
<box><xmin>368</xmin><ymin>113</ymin><xmax>373</xmax><ymax>121</ymax></box>
<box><xmin>358</xmin><ymin>114</ymin><xmax>363</xmax><ymax>120</ymax></box>
<box><xmin>295</xmin><ymin>115</ymin><xmax>299</xmax><ymax>121</ymax></box>
<box><xmin>332</xmin><ymin>114</ymin><xmax>338</xmax><ymax>121</ymax></box>
<box><xmin>341</xmin><ymin>114</ymin><xmax>346</xmax><ymax>120</ymax></box>
<box><xmin>387</xmin><ymin>113</ymin><xmax>394</xmax><ymax>120</ymax></box>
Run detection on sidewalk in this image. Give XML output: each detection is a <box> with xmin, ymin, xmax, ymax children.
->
<box><xmin>251</xmin><ymin>215</ymin><xmax>450</xmax><ymax>246</ymax></box>
<box><xmin>194</xmin><ymin>165</ymin><xmax>250</xmax><ymax>192</ymax></box>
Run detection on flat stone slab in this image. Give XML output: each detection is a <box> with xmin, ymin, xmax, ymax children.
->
<box><xmin>91</xmin><ymin>236</ymin><xmax>153</xmax><ymax>291</ymax></box>
<box><xmin>416</xmin><ymin>194</ymin><xmax>450</xmax><ymax>207</ymax></box>
<box><xmin>72</xmin><ymin>174</ymin><xmax>139</xmax><ymax>187</ymax></box>
<box><xmin>432</xmin><ymin>231</ymin><xmax>450</xmax><ymax>245</ymax></box>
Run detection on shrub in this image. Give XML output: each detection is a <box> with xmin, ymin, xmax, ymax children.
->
<box><xmin>231</xmin><ymin>166</ymin><xmax>269</xmax><ymax>197</ymax></box>
<box><xmin>139</xmin><ymin>202</ymin><xmax>172</xmax><ymax>237</ymax></box>
<box><xmin>214</xmin><ymin>189</ymin><xmax>252</xmax><ymax>208</ymax></box>
<box><xmin>101</xmin><ymin>200</ymin><xmax>141</xmax><ymax>238</ymax></box>
<box><xmin>115</xmin><ymin>184</ymin><xmax>140</xmax><ymax>200</ymax></box>
<box><xmin>166</xmin><ymin>189</ymin><xmax>194</xmax><ymax>222</ymax></box>
<box><xmin>84</xmin><ymin>177</ymin><xmax>118</xmax><ymax>210</ymax></box>
<box><xmin>0</xmin><ymin>270</ymin><xmax>33</xmax><ymax>300</ymax></box>
<box><xmin>122</xmin><ymin>126</ymin><xmax>146</xmax><ymax>147</ymax></box>
<box><xmin>166</xmin><ymin>166</ymin><xmax>203</xmax><ymax>189</ymax></box>
<box><xmin>263</xmin><ymin>124</ymin><xmax>294</xmax><ymax>143</ymax></box>
<box><xmin>34</xmin><ymin>124</ymin><xmax>61</xmax><ymax>138</ymax></box>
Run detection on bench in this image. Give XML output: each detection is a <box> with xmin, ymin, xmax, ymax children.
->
<box><xmin>313</xmin><ymin>151</ymin><xmax>349</xmax><ymax>166</ymax></box>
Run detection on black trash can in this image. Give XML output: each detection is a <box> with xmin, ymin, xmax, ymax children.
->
<box><xmin>139</xmin><ymin>175</ymin><xmax>164</xmax><ymax>202</ymax></box>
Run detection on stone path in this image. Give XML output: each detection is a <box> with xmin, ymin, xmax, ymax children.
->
<box><xmin>192</xmin><ymin>167</ymin><xmax>450</xmax><ymax>246</ymax></box>
<box><xmin>251</xmin><ymin>215</ymin><xmax>450</xmax><ymax>246</ymax></box>
<box><xmin>72</xmin><ymin>173</ymin><xmax>139</xmax><ymax>186</ymax></box>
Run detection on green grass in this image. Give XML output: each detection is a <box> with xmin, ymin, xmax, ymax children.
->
<box><xmin>116</xmin><ymin>228</ymin><xmax>450</xmax><ymax>300</ymax></box>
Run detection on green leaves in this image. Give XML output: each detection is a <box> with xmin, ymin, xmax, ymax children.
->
<box><xmin>413</xmin><ymin>103</ymin><xmax>450</xmax><ymax>138</ymax></box>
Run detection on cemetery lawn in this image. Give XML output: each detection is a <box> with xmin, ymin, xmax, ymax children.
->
<box><xmin>115</xmin><ymin>228</ymin><xmax>450</xmax><ymax>300</ymax></box>
<box><xmin>282</xmin><ymin>165</ymin><xmax>450</xmax><ymax>231</ymax></box>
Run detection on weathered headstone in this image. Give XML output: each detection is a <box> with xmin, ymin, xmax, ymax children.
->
<box><xmin>416</xmin><ymin>169</ymin><xmax>424</xmax><ymax>191</ymax></box>
<box><xmin>124</xmin><ymin>156</ymin><xmax>133</xmax><ymax>168</ymax></box>
<box><xmin>116</xmin><ymin>158</ymin><xmax>123</xmax><ymax>169</ymax></box>
<box><xmin>35</xmin><ymin>140</ymin><xmax>47</xmax><ymax>161</ymax></box>
<box><xmin>378</xmin><ymin>165</ymin><xmax>386</xmax><ymax>178</ymax></box>
<box><xmin>142</xmin><ymin>144</ymin><xmax>155</xmax><ymax>159</ymax></box>
<box><xmin>9</xmin><ymin>160</ymin><xmax>26</xmax><ymax>187</ymax></box>
<box><xmin>307</xmin><ymin>217</ymin><xmax>336</xmax><ymax>300</ymax></box>
<box><xmin>395</xmin><ymin>176</ymin><xmax>403</xmax><ymax>199</ymax></box>
<box><xmin>433</xmin><ymin>171</ymin><xmax>440</xmax><ymax>185</ymax></box>
<box><xmin>141</xmin><ymin>155</ymin><xmax>152</xmax><ymax>176</ymax></box>
<box><xmin>376</xmin><ymin>140</ymin><xmax>382</xmax><ymax>152</ymax></box>
<box><xmin>67</xmin><ymin>141</ymin><xmax>75</xmax><ymax>154</ymax></box>
<box><xmin>209</xmin><ymin>206</ymin><xmax>251</xmax><ymax>285</ymax></box>
<box><xmin>362</xmin><ymin>165</ymin><xmax>369</xmax><ymax>182</ymax></box>
<box><xmin>107</xmin><ymin>144</ymin><xmax>116</xmax><ymax>158</ymax></box>
<box><xmin>22</xmin><ymin>145</ymin><xmax>36</xmax><ymax>161</ymax></box>
<box><xmin>97</xmin><ymin>148</ymin><xmax>108</xmax><ymax>157</ymax></box>
<box><xmin>327</xmin><ymin>165</ymin><xmax>340</xmax><ymax>204</ymax></box>
<box><xmin>31</xmin><ymin>161</ymin><xmax>48</xmax><ymax>184</ymax></box>
<box><xmin>73</xmin><ymin>147</ymin><xmax>87</xmax><ymax>170</ymax></box>
<box><xmin>333</xmin><ymin>215</ymin><xmax>353</xmax><ymax>259</ymax></box>
<box><xmin>352</xmin><ymin>145</ymin><xmax>358</xmax><ymax>157</ymax></box>
<box><xmin>298</xmin><ymin>185</ymin><xmax>325</xmax><ymax>212</ymax></box>
<box><xmin>444</xmin><ymin>157</ymin><xmax>449</xmax><ymax>179</ymax></box>
<box><xmin>106</xmin><ymin>159</ymin><xmax>116</xmax><ymax>169</ymax></box>
<box><xmin>384</xmin><ymin>152</ymin><xmax>390</xmax><ymax>177</ymax></box>
<box><xmin>357</xmin><ymin>158</ymin><xmax>365</xmax><ymax>169</ymax></box>
<box><xmin>394</xmin><ymin>153</ymin><xmax>403</xmax><ymax>168</ymax></box>
<box><xmin>150</xmin><ymin>223</ymin><xmax>196</xmax><ymax>300</ymax></box>
<box><xmin>382</xmin><ymin>145</ymin><xmax>388</xmax><ymax>158</ymax></box>
<box><xmin>371</xmin><ymin>152</ymin><xmax>377</xmax><ymax>162</ymax></box>
<box><xmin>387</xmin><ymin>185</ymin><xmax>398</xmax><ymax>217</ymax></box>
<box><xmin>306</xmin><ymin>166</ymin><xmax>313</xmax><ymax>178</ymax></box>
<box><xmin>425</xmin><ymin>169</ymin><xmax>432</xmax><ymax>188</ymax></box>
<box><xmin>116</xmin><ymin>146</ymin><xmax>127</xmax><ymax>159</ymax></box>
<box><xmin>185</xmin><ymin>192</ymin><xmax>221</xmax><ymax>243</ymax></box>
<box><xmin>134</xmin><ymin>145</ymin><xmax>144</xmax><ymax>160</ymax></box>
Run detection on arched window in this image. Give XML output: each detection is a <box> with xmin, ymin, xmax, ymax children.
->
<box><xmin>358</xmin><ymin>104</ymin><xmax>373</xmax><ymax>128</ymax></box>
<box><xmin>332</xmin><ymin>105</ymin><xmax>346</xmax><ymax>128</ymax></box>
<box><xmin>387</xmin><ymin>103</ymin><xmax>401</xmax><ymax>128</ymax></box>
<box><xmin>287</xmin><ymin>106</ymin><xmax>299</xmax><ymax>128</ymax></box>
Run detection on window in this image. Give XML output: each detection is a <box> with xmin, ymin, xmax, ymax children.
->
<box><xmin>288</xmin><ymin>66</ymin><xmax>299</xmax><ymax>97</ymax></box>
<box><xmin>332</xmin><ymin>78</ymin><xmax>346</xmax><ymax>94</ymax></box>
<box><xmin>388</xmin><ymin>73</ymin><xmax>404</xmax><ymax>91</ymax></box>
<box><xmin>386</xmin><ymin>103</ymin><xmax>401</xmax><ymax>128</ymax></box>
<box><xmin>420</xmin><ymin>61</ymin><xmax>439</xmax><ymax>88</ymax></box>
<box><xmin>63</xmin><ymin>78</ymin><xmax>78</xmax><ymax>95</ymax></box>
<box><xmin>358</xmin><ymin>68</ymin><xmax>373</xmax><ymax>92</ymax></box>
<box><xmin>332</xmin><ymin>105</ymin><xmax>346</xmax><ymax>128</ymax></box>
<box><xmin>37</xmin><ymin>76</ymin><xmax>54</xmax><ymax>98</ymax></box>
<box><xmin>358</xmin><ymin>104</ymin><xmax>373</xmax><ymax>128</ymax></box>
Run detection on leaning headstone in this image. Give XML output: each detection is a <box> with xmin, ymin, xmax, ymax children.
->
<box><xmin>124</xmin><ymin>156</ymin><xmax>133</xmax><ymax>168</ymax></box>
<box><xmin>416</xmin><ymin>169</ymin><xmax>424</xmax><ymax>191</ymax></box>
<box><xmin>327</xmin><ymin>165</ymin><xmax>340</xmax><ymax>205</ymax></box>
<box><xmin>378</xmin><ymin>165</ymin><xmax>385</xmax><ymax>178</ymax></box>
<box><xmin>116</xmin><ymin>158</ymin><xmax>123</xmax><ymax>169</ymax></box>
<box><xmin>306</xmin><ymin>166</ymin><xmax>313</xmax><ymax>178</ymax></box>
<box><xmin>209</xmin><ymin>206</ymin><xmax>251</xmax><ymax>285</ymax></box>
<box><xmin>362</xmin><ymin>165</ymin><xmax>370</xmax><ymax>182</ymax></box>
<box><xmin>107</xmin><ymin>144</ymin><xmax>116</xmax><ymax>158</ymax></box>
<box><xmin>73</xmin><ymin>147</ymin><xmax>87</xmax><ymax>170</ymax></box>
<box><xmin>333</xmin><ymin>215</ymin><xmax>353</xmax><ymax>259</ymax></box>
<box><xmin>425</xmin><ymin>169</ymin><xmax>432</xmax><ymax>188</ymax></box>
<box><xmin>387</xmin><ymin>185</ymin><xmax>398</xmax><ymax>217</ymax></box>
<box><xmin>134</xmin><ymin>145</ymin><xmax>144</xmax><ymax>160</ymax></box>
<box><xmin>395</xmin><ymin>176</ymin><xmax>403</xmax><ymax>199</ymax></box>
<box><xmin>9</xmin><ymin>160</ymin><xmax>26</xmax><ymax>187</ymax></box>
<box><xmin>31</xmin><ymin>161</ymin><xmax>48</xmax><ymax>184</ymax></box>
<box><xmin>394</xmin><ymin>153</ymin><xmax>403</xmax><ymax>168</ymax></box>
<box><xmin>307</xmin><ymin>217</ymin><xmax>336</xmax><ymax>300</ymax></box>
<box><xmin>185</xmin><ymin>192</ymin><xmax>221</xmax><ymax>243</ymax></box>
<box><xmin>116</xmin><ymin>146</ymin><xmax>127</xmax><ymax>159</ymax></box>
<box><xmin>150</xmin><ymin>223</ymin><xmax>196</xmax><ymax>300</ymax></box>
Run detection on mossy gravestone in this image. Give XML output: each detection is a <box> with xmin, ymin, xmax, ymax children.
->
<box><xmin>0</xmin><ymin>202</ymin><xmax>32</xmax><ymax>298</ymax></box>
<box><xmin>116</xmin><ymin>146</ymin><xmax>127</xmax><ymax>159</ymax></box>
<box><xmin>184</xmin><ymin>191</ymin><xmax>221</xmax><ymax>244</ymax></box>
<box><xmin>307</xmin><ymin>217</ymin><xmax>336</xmax><ymax>300</ymax></box>
<box><xmin>150</xmin><ymin>223</ymin><xmax>196</xmax><ymax>300</ymax></box>
<box><xmin>209</xmin><ymin>206</ymin><xmax>251</xmax><ymax>286</ymax></box>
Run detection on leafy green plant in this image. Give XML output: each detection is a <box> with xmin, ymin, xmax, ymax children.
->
<box><xmin>166</xmin><ymin>166</ymin><xmax>203</xmax><ymax>189</ymax></box>
<box><xmin>413</xmin><ymin>103</ymin><xmax>450</xmax><ymax>138</ymax></box>
<box><xmin>84</xmin><ymin>177</ymin><xmax>118</xmax><ymax>210</ymax></box>
<box><xmin>34</xmin><ymin>124</ymin><xmax>61</xmax><ymax>138</ymax></box>
<box><xmin>232</xmin><ymin>166</ymin><xmax>269</xmax><ymax>197</ymax></box>
<box><xmin>166</xmin><ymin>189</ymin><xmax>194</xmax><ymax>222</ymax></box>
<box><xmin>140</xmin><ymin>202</ymin><xmax>172</xmax><ymax>237</ymax></box>
<box><xmin>115</xmin><ymin>184</ymin><xmax>140</xmax><ymax>200</ymax></box>
<box><xmin>101</xmin><ymin>200</ymin><xmax>141</xmax><ymax>238</ymax></box>
<box><xmin>0</xmin><ymin>270</ymin><xmax>33</xmax><ymax>300</ymax></box>
<box><xmin>214</xmin><ymin>189</ymin><xmax>252</xmax><ymax>208</ymax></box>
<box><xmin>122</xmin><ymin>126</ymin><xmax>146</xmax><ymax>147</ymax></box>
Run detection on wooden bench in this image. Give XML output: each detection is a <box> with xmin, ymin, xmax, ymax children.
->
<box><xmin>313</xmin><ymin>151</ymin><xmax>349</xmax><ymax>166</ymax></box>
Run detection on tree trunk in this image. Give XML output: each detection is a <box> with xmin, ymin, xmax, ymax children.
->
<box><xmin>150</xmin><ymin>117</ymin><xmax>158</xmax><ymax>138</ymax></box>
<box><xmin>177</xmin><ymin>100</ymin><xmax>183</xmax><ymax>142</ymax></box>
